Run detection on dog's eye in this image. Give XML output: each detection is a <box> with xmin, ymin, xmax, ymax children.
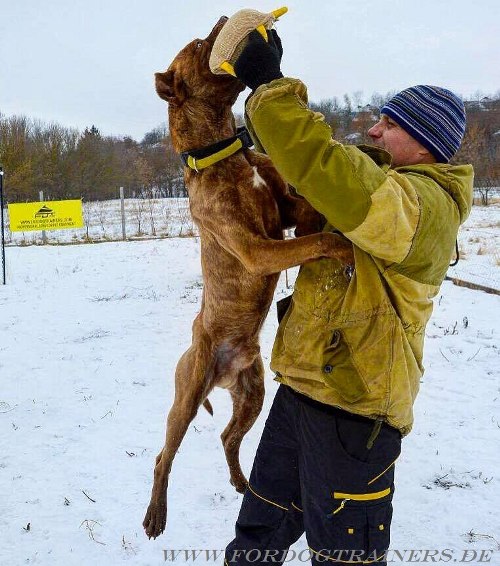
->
<box><xmin>195</xmin><ymin>40</ymin><xmax>203</xmax><ymax>49</ymax></box>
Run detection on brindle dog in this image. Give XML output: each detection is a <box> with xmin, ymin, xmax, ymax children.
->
<box><xmin>143</xmin><ymin>16</ymin><xmax>354</xmax><ymax>539</ymax></box>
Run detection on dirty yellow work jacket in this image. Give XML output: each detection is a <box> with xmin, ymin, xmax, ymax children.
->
<box><xmin>245</xmin><ymin>78</ymin><xmax>474</xmax><ymax>436</ymax></box>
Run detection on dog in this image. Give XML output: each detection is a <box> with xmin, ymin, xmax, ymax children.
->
<box><xmin>143</xmin><ymin>16</ymin><xmax>354</xmax><ymax>539</ymax></box>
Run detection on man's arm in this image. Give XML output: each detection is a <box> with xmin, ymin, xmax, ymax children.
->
<box><xmin>245</xmin><ymin>78</ymin><xmax>421</xmax><ymax>264</ymax></box>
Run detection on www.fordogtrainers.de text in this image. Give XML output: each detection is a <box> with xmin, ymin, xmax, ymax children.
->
<box><xmin>162</xmin><ymin>548</ymin><xmax>495</xmax><ymax>563</ymax></box>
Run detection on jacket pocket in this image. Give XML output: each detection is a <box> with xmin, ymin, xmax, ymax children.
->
<box><xmin>324</xmin><ymin>312</ymin><xmax>396</xmax><ymax>403</ymax></box>
<box><xmin>322</xmin><ymin>330</ymin><xmax>369</xmax><ymax>403</ymax></box>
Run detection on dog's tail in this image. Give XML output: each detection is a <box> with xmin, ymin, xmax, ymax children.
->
<box><xmin>202</xmin><ymin>399</ymin><xmax>214</xmax><ymax>416</ymax></box>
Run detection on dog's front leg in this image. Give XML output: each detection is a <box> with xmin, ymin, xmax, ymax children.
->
<box><xmin>210</xmin><ymin>230</ymin><xmax>354</xmax><ymax>276</ymax></box>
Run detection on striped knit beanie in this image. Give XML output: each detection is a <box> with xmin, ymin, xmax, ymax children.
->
<box><xmin>381</xmin><ymin>85</ymin><xmax>466</xmax><ymax>163</ymax></box>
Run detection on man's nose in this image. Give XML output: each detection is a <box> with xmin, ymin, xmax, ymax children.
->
<box><xmin>368</xmin><ymin>121</ymin><xmax>382</xmax><ymax>138</ymax></box>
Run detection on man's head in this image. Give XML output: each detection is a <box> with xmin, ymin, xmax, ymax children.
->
<box><xmin>368</xmin><ymin>85</ymin><xmax>466</xmax><ymax>167</ymax></box>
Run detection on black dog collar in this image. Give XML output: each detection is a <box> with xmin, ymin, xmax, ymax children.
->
<box><xmin>180</xmin><ymin>126</ymin><xmax>254</xmax><ymax>171</ymax></box>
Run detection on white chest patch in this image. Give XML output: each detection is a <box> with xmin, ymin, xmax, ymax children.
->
<box><xmin>252</xmin><ymin>166</ymin><xmax>267</xmax><ymax>189</ymax></box>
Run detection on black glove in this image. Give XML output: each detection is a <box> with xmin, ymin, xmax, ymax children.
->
<box><xmin>234</xmin><ymin>29</ymin><xmax>283</xmax><ymax>91</ymax></box>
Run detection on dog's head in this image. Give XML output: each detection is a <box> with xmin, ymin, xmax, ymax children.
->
<box><xmin>155</xmin><ymin>17</ymin><xmax>245</xmax><ymax>108</ymax></box>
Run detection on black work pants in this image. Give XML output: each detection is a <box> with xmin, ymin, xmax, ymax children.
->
<box><xmin>225</xmin><ymin>385</ymin><xmax>402</xmax><ymax>565</ymax></box>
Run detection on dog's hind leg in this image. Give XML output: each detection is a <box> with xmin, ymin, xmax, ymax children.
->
<box><xmin>143</xmin><ymin>319</ymin><xmax>213</xmax><ymax>539</ymax></box>
<box><xmin>222</xmin><ymin>355</ymin><xmax>265</xmax><ymax>493</ymax></box>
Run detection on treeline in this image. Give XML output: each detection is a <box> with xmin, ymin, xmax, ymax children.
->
<box><xmin>0</xmin><ymin>120</ymin><xmax>183</xmax><ymax>203</ymax></box>
<box><xmin>1</xmin><ymin>90</ymin><xmax>499</xmax><ymax>203</ymax></box>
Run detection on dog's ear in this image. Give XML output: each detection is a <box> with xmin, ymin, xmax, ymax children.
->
<box><xmin>155</xmin><ymin>70</ymin><xmax>186</xmax><ymax>105</ymax></box>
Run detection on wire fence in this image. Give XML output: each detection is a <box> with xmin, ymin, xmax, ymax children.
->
<box><xmin>2</xmin><ymin>190</ymin><xmax>499</xmax><ymax>292</ymax></box>
<box><xmin>2</xmin><ymin>196</ymin><xmax>197</xmax><ymax>246</ymax></box>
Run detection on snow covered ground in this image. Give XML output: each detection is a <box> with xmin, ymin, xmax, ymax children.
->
<box><xmin>449</xmin><ymin>202</ymin><xmax>500</xmax><ymax>291</ymax></box>
<box><xmin>3</xmin><ymin>198</ymin><xmax>499</xmax><ymax>293</ymax></box>
<box><xmin>1</xmin><ymin>235</ymin><xmax>499</xmax><ymax>565</ymax></box>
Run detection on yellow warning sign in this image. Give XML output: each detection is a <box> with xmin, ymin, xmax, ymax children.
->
<box><xmin>8</xmin><ymin>200</ymin><xmax>84</xmax><ymax>232</ymax></box>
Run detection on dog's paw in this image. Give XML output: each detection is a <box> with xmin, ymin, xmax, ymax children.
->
<box><xmin>143</xmin><ymin>502</ymin><xmax>167</xmax><ymax>540</ymax></box>
<box><xmin>321</xmin><ymin>232</ymin><xmax>355</xmax><ymax>265</ymax></box>
<box><xmin>230</xmin><ymin>475</ymin><xmax>248</xmax><ymax>494</ymax></box>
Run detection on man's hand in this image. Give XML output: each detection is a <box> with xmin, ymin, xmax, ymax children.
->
<box><xmin>234</xmin><ymin>29</ymin><xmax>284</xmax><ymax>91</ymax></box>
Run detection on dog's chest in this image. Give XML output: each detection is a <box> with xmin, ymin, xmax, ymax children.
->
<box><xmin>251</xmin><ymin>166</ymin><xmax>267</xmax><ymax>189</ymax></box>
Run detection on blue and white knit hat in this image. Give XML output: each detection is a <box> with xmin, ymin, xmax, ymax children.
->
<box><xmin>381</xmin><ymin>85</ymin><xmax>466</xmax><ymax>163</ymax></box>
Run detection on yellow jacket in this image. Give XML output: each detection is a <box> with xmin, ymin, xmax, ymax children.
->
<box><xmin>245</xmin><ymin>78</ymin><xmax>474</xmax><ymax>435</ymax></box>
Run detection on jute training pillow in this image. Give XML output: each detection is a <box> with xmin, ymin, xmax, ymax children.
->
<box><xmin>209</xmin><ymin>7</ymin><xmax>288</xmax><ymax>77</ymax></box>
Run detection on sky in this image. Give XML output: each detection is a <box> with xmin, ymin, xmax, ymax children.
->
<box><xmin>1</xmin><ymin>0</ymin><xmax>499</xmax><ymax>142</ymax></box>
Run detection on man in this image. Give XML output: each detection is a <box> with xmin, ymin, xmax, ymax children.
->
<box><xmin>224</xmin><ymin>30</ymin><xmax>474</xmax><ymax>565</ymax></box>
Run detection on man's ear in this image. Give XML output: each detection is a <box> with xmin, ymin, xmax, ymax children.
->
<box><xmin>155</xmin><ymin>70</ymin><xmax>186</xmax><ymax>105</ymax></box>
<box><xmin>417</xmin><ymin>147</ymin><xmax>437</xmax><ymax>164</ymax></box>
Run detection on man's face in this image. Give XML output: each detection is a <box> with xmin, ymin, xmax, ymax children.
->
<box><xmin>367</xmin><ymin>114</ymin><xmax>435</xmax><ymax>167</ymax></box>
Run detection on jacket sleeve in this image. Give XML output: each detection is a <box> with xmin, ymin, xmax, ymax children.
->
<box><xmin>245</xmin><ymin>78</ymin><xmax>421</xmax><ymax>263</ymax></box>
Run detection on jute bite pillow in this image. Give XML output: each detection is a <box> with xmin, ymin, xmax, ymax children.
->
<box><xmin>209</xmin><ymin>7</ymin><xmax>288</xmax><ymax>76</ymax></box>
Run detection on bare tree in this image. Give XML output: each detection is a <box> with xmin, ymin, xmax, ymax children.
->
<box><xmin>93</xmin><ymin>201</ymin><xmax>109</xmax><ymax>238</ymax></box>
<box><xmin>130</xmin><ymin>198</ymin><xmax>146</xmax><ymax>236</ymax></box>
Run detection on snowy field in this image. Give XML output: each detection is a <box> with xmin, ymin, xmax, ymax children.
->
<box><xmin>1</xmin><ymin>235</ymin><xmax>499</xmax><ymax>565</ymax></box>
<box><xmin>449</xmin><ymin>201</ymin><xmax>500</xmax><ymax>292</ymax></box>
<box><xmin>3</xmin><ymin>198</ymin><xmax>499</xmax><ymax>293</ymax></box>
